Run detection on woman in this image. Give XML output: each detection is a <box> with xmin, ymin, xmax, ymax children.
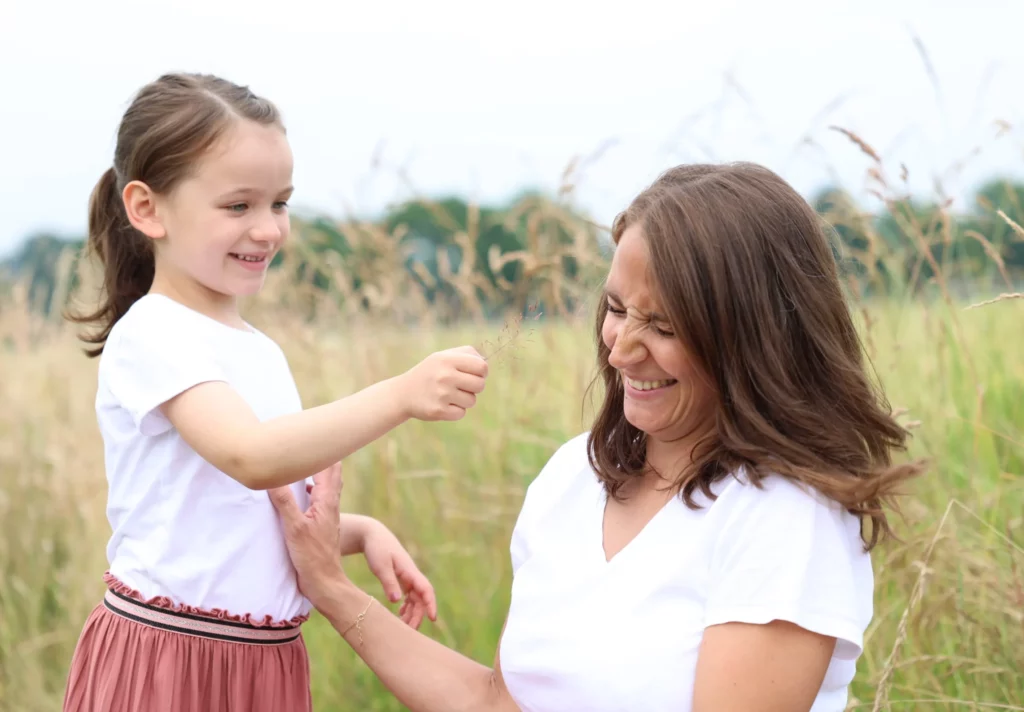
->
<box><xmin>269</xmin><ymin>162</ymin><xmax>923</xmax><ymax>711</ymax></box>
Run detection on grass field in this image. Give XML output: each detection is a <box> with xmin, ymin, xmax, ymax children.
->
<box><xmin>1</xmin><ymin>176</ymin><xmax>1023</xmax><ymax>712</ymax></box>
<box><xmin>1</xmin><ymin>279</ymin><xmax>1021</xmax><ymax>711</ymax></box>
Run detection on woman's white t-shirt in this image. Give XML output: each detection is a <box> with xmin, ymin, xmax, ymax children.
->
<box><xmin>96</xmin><ymin>294</ymin><xmax>312</xmax><ymax>624</ymax></box>
<box><xmin>499</xmin><ymin>432</ymin><xmax>873</xmax><ymax>712</ymax></box>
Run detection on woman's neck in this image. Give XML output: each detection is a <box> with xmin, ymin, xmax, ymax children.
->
<box><xmin>643</xmin><ymin>427</ymin><xmax>713</xmax><ymax>493</ymax></box>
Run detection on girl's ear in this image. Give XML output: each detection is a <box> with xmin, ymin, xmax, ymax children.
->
<box><xmin>123</xmin><ymin>180</ymin><xmax>167</xmax><ymax>240</ymax></box>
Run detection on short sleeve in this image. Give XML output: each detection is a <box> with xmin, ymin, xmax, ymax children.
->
<box><xmin>103</xmin><ymin>310</ymin><xmax>227</xmax><ymax>437</ymax></box>
<box><xmin>702</xmin><ymin>475</ymin><xmax>873</xmax><ymax>660</ymax></box>
<box><xmin>509</xmin><ymin>432</ymin><xmax>591</xmax><ymax>575</ymax></box>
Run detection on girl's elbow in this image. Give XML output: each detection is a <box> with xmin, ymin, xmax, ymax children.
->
<box><xmin>221</xmin><ymin>449</ymin><xmax>272</xmax><ymax>490</ymax></box>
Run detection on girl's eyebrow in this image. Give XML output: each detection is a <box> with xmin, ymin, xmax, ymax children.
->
<box><xmin>218</xmin><ymin>185</ymin><xmax>294</xmax><ymax>199</ymax></box>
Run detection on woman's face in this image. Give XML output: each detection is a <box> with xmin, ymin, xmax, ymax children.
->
<box><xmin>601</xmin><ymin>224</ymin><xmax>715</xmax><ymax>443</ymax></box>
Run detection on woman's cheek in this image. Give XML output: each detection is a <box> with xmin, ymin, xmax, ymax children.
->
<box><xmin>601</xmin><ymin>316</ymin><xmax>617</xmax><ymax>350</ymax></box>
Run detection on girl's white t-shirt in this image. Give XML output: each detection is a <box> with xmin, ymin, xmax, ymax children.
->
<box><xmin>96</xmin><ymin>294</ymin><xmax>312</xmax><ymax>624</ymax></box>
<box><xmin>499</xmin><ymin>432</ymin><xmax>873</xmax><ymax>712</ymax></box>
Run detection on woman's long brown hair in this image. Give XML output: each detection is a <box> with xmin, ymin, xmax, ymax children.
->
<box><xmin>587</xmin><ymin>162</ymin><xmax>925</xmax><ymax>551</ymax></box>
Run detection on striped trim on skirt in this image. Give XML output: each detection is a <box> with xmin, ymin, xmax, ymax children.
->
<box><xmin>62</xmin><ymin>577</ymin><xmax>312</xmax><ymax>712</ymax></box>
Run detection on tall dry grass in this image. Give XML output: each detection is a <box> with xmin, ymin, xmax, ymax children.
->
<box><xmin>0</xmin><ymin>130</ymin><xmax>1022</xmax><ymax>711</ymax></box>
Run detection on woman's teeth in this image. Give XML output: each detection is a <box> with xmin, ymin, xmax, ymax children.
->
<box><xmin>626</xmin><ymin>378</ymin><xmax>677</xmax><ymax>391</ymax></box>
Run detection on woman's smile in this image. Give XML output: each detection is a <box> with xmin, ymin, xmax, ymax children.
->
<box><xmin>623</xmin><ymin>376</ymin><xmax>678</xmax><ymax>400</ymax></box>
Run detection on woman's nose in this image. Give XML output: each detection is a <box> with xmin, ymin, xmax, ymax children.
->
<box><xmin>607</xmin><ymin>319</ymin><xmax>646</xmax><ymax>370</ymax></box>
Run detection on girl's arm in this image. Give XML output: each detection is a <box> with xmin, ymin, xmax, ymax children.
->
<box><xmin>338</xmin><ymin>514</ymin><xmax>375</xmax><ymax>556</ymax></box>
<box><xmin>160</xmin><ymin>346</ymin><xmax>488</xmax><ymax>490</ymax></box>
<box><xmin>337</xmin><ymin>512</ymin><xmax>437</xmax><ymax>626</ymax></box>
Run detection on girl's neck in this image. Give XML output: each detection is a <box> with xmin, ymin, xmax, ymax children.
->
<box><xmin>149</xmin><ymin>269</ymin><xmax>247</xmax><ymax>331</ymax></box>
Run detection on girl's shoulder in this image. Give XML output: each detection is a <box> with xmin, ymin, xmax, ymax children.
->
<box><xmin>104</xmin><ymin>294</ymin><xmax>283</xmax><ymax>360</ymax></box>
<box><xmin>105</xmin><ymin>294</ymin><xmax>204</xmax><ymax>350</ymax></box>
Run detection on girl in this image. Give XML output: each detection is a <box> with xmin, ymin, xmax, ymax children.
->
<box><xmin>62</xmin><ymin>72</ymin><xmax>489</xmax><ymax>712</ymax></box>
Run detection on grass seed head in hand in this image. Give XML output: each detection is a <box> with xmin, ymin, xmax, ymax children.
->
<box><xmin>478</xmin><ymin>303</ymin><xmax>542</xmax><ymax>365</ymax></box>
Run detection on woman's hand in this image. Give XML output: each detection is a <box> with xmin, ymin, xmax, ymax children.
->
<box><xmin>361</xmin><ymin>520</ymin><xmax>438</xmax><ymax>629</ymax></box>
<box><xmin>270</xmin><ymin>463</ymin><xmax>349</xmax><ymax>610</ymax></box>
<box><xmin>309</xmin><ymin>464</ymin><xmax>438</xmax><ymax>629</ymax></box>
<box><xmin>270</xmin><ymin>461</ymin><xmax>518</xmax><ymax>712</ymax></box>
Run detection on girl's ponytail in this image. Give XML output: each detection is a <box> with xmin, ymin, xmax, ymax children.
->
<box><xmin>65</xmin><ymin>72</ymin><xmax>282</xmax><ymax>357</ymax></box>
<box><xmin>68</xmin><ymin>167</ymin><xmax>154</xmax><ymax>357</ymax></box>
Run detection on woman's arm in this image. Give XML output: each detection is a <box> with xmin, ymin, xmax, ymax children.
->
<box><xmin>691</xmin><ymin>620</ymin><xmax>835</xmax><ymax>711</ymax></box>
<box><xmin>268</xmin><ymin>469</ymin><xmax>519</xmax><ymax>712</ymax></box>
<box><xmin>161</xmin><ymin>346</ymin><xmax>488</xmax><ymax>490</ymax></box>
<box><xmin>320</xmin><ymin>582</ymin><xmax>519</xmax><ymax>712</ymax></box>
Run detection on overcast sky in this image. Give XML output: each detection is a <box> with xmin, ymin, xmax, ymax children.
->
<box><xmin>1</xmin><ymin>0</ymin><xmax>1022</xmax><ymax>257</ymax></box>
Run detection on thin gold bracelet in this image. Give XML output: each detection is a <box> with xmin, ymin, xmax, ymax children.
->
<box><xmin>341</xmin><ymin>594</ymin><xmax>376</xmax><ymax>646</ymax></box>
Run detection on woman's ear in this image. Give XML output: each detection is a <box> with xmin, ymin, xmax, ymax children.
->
<box><xmin>122</xmin><ymin>180</ymin><xmax>167</xmax><ymax>240</ymax></box>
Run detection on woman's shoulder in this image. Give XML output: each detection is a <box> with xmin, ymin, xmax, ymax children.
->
<box><xmin>547</xmin><ymin>430</ymin><xmax>593</xmax><ymax>468</ymax></box>
<box><xmin>702</xmin><ymin>468</ymin><xmax>875</xmax><ymax>661</ymax></box>
<box><xmin>712</xmin><ymin>468</ymin><xmax>859</xmax><ymax>524</ymax></box>
<box><xmin>523</xmin><ymin>430</ymin><xmax>594</xmax><ymax>498</ymax></box>
<box><xmin>509</xmin><ymin>432</ymin><xmax>595</xmax><ymax>569</ymax></box>
<box><xmin>703</xmin><ymin>468</ymin><xmax>873</xmax><ymax>587</ymax></box>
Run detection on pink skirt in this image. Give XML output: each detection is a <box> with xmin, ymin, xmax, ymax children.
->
<box><xmin>62</xmin><ymin>576</ymin><xmax>312</xmax><ymax>712</ymax></box>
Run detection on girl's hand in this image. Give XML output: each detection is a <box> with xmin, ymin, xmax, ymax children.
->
<box><xmin>361</xmin><ymin>520</ymin><xmax>438</xmax><ymax>630</ymax></box>
<box><xmin>399</xmin><ymin>346</ymin><xmax>489</xmax><ymax>422</ymax></box>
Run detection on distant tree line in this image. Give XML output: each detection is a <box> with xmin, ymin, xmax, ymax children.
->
<box><xmin>3</xmin><ymin>178</ymin><xmax>1023</xmax><ymax>322</ymax></box>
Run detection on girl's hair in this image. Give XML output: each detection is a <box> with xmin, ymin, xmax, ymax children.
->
<box><xmin>587</xmin><ymin>162</ymin><xmax>925</xmax><ymax>551</ymax></box>
<box><xmin>67</xmin><ymin>73</ymin><xmax>282</xmax><ymax>357</ymax></box>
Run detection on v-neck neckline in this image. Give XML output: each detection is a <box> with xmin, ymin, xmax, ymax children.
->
<box><xmin>595</xmin><ymin>484</ymin><xmax>675</xmax><ymax>565</ymax></box>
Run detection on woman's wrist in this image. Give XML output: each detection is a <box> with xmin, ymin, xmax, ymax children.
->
<box><xmin>320</xmin><ymin>579</ymin><xmax>377</xmax><ymax>638</ymax></box>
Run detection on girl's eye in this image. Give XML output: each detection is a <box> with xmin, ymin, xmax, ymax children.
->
<box><xmin>272</xmin><ymin>201</ymin><xmax>289</xmax><ymax>210</ymax></box>
<box><xmin>226</xmin><ymin>203</ymin><xmax>248</xmax><ymax>213</ymax></box>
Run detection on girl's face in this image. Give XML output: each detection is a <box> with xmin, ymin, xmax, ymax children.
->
<box><xmin>149</xmin><ymin>119</ymin><xmax>294</xmax><ymax>301</ymax></box>
<box><xmin>601</xmin><ymin>224</ymin><xmax>715</xmax><ymax>443</ymax></box>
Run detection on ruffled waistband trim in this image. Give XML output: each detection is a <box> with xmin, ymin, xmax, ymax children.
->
<box><xmin>103</xmin><ymin>571</ymin><xmax>309</xmax><ymax>629</ymax></box>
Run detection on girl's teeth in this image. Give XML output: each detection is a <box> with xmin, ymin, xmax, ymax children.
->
<box><xmin>627</xmin><ymin>378</ymin><xmax>675</xmax><ymax>391</ymax></box>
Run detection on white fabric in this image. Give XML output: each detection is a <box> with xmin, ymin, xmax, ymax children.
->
<box><xmin>97</xmin><ymin>294</ymin><xmax>312</xmax><ymax>623</ymax></box>
<box><xmin>500</xmin><ymin>432</ymin><xmax>873</xmax><ymax>712</ymax></box>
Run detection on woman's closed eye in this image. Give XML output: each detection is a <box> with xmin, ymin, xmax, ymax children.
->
<box><xmin>608</xmin><ymin>301</ymin><xmax>675</xmax><ymax>338</ymax></box>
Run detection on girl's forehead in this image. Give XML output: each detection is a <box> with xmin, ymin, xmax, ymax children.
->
<box><xmin>194</xmin><ymin>122</ymin><xmax>292</xmax><ymax>186</ymax></box>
